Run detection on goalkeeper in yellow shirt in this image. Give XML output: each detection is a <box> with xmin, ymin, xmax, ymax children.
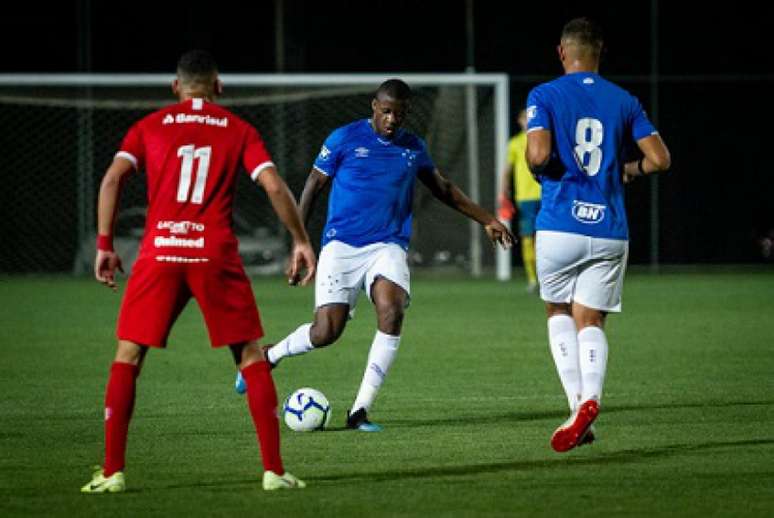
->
<box><xmin>499</xmin><ymin>109</ymin><xmax>541</xmax><ymax>292</ymax></box>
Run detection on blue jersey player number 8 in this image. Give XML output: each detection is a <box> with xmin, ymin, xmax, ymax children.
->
<box><xmin>574</xmin><ymin>118</ymin><xmax>603</xmax><ymax>176</ymax></box>
<box><xmin>524</xmin><ymin>17</ymin><xmax>671</xmax><ymax>455</ymax></box>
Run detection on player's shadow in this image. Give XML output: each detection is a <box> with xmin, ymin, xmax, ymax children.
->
<box><xmin>386</xmin><ymin>409</ymin><xmax>566</xmax><ymax>428</ymax></box>
<box><xmin>147</xmin><ymin>436</ymin><xmax>774</xmax><ymax>492</ymax></box>
<box><xmin>384</xmin><ymin>399</ymin><xmax>774</xmax><ymax>429</ymax></box>
<box><xmin>306</xmin><ymin>437</ymin><xmax>774</xmax><ymax>484</ymax></box>
<box><xmin>601</xmin><ymin>398</ymin><xmax>774</xmax><ymax>414</ymax></box>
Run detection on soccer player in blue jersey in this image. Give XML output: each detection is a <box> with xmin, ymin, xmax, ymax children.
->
<box><xmin>525</xmin><ymin>18</ymin><xmax>671</xmax><ymax>452</ymax></box>
<box><xmin>239</xmin><ymin>79</ymin><xmax>513</xmax><ymax>431</ymax></box>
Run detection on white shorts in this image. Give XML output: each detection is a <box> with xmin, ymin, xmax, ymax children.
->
<box><xmin>315</xmin><ymin>240</ymin><xmax>411</xmax><ymax>311</ymax></box>
<box><xmin>536</xmin><ymin>230</ymin><xmax>629</xmax><ymax>312</ymax></box>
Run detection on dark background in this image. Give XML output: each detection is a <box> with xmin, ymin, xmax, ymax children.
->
<box><xmin>1</xmin><ymin>0</ymin><xmax>772</xmax><ymax>267</ymax></box>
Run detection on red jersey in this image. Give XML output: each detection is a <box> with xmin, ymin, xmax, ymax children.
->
<box><xmin>117</xmin><ymin>98</ymin><xmax>273</xmax><ymax>261</ymax></box>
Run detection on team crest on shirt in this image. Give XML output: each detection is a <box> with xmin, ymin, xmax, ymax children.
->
<box><xmin>572</xmin><ymin>200</ymin><xmax>606</xmax><ymax>224</ymax></box>
<box><xmin>318</xmin><ymin>145</ymin><xmax>331</xmax><ymax>161</ymax></box>
<box><xmin>355</xmin><ymin>147</ymin><xmax>370</xmax><ymax>158</ymax></box>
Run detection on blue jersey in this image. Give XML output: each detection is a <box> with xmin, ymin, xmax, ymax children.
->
<box><xmin>526</xmin><ymin>72</ymin><xmax>658</xmax><ymax>240</ymax></box>
<box><xmin>313</xmin><ymin>119</ymin><xmax>435</xmax><ymax>249</ymax></box>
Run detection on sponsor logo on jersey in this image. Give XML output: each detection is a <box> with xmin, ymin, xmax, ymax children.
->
<box><xmin>156</xmin><ymin>220</ymin><xmax>205</xmax><ymax>234</ymax></box>
<box><xmin>162</xmin><ymin>113</ymin><xmax>228</xmax><ymax>127</ymax></box>
<box><xmin>153</xmin><ymin>236</ymin><xmax>205</xmax><ymax>248</ymax></box>
<box><xmin>318</xmin><ymin>145</ymin><xmax>331</xmax><ymax>161</ymax></box>
<box><xmin>156</xmin><ymin>256</ymin><xmax>210</xmax><ymax>263</ymax></box>
<box><xmin>572</xmin><ymin>200</ymin><xmax>606</xmax><ymax>224</ymax></box>
<box><xmin>527</xmin><ymin>105</ymin><xmax>537</xmax><ymax>120</ymax></box>
<box><xmin>355</xmin><ymin>146</ymin><xmax>370</xmax><ymax>158</ymax></box>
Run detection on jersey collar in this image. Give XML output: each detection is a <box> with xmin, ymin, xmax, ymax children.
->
<box><xmin>366</xmin><ymin>118</ymin><xmax>402</xmax><ymax>145</ymax></box>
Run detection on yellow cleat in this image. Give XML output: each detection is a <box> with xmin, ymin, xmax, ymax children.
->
<box><xmin>262</xmin><ymin>470</ymin><xmax>306</xmax><ymax>491</ymax></box>
<box><xmin>81</xmin><ymin>466</ymin><xmax>126</xmax><ymax>493</ymax></box>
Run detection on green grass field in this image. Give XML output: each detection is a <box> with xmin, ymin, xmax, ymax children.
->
<box><xmin>1</xmin><ymin>269</ymin><xmax>773</xmax><ymax>517</ymax></box>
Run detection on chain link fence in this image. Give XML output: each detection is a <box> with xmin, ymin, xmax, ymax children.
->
<box><xmin>0</xmin><ymin>77</ymin><xmax>504</xmax><ymax>275</ymax></box>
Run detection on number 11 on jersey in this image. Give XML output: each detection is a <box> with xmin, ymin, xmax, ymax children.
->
<box><xmin>177</xmin><ymin>144</ymin><xmax>211</xmax><ymax>204</ymax></box>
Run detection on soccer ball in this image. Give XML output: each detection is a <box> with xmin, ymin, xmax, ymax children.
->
<box><xmin>282</xmin><ymin>387</ymin><xmax>332</xmax><ymax>432</ymax></box>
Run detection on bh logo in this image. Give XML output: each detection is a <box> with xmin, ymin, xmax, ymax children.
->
<box><xmin>572</xmin><ymin>200</ymin><xmax>606</xmax><ymax>224</ymax></box>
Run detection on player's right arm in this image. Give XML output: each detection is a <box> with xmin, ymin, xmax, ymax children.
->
<box><xmin>94</xmin><ymin>156</ymin><xmax>134</xmax><ymax>291</ymax></box>
<box><xmin>524</xmin><ymin>89</ymin><xmax>565</xmax><ymax>180</ymax></box>
<box><xmin>256</xmin><ymin>166</ymin><xmax>316</xmax><ymax>286</ymax></box>
<box><xmin>297</xmin><ymin>128</ymin><xmax>340</xmax><ymax>225</ymax></box>
<box><xmin>298</xmin><ymin>168</ymin><xmax>331</xmax><ymax>225</ymax></box>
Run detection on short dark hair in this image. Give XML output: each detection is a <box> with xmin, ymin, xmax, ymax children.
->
<box><xmin>177</xmin><ymin>50</ymin><xmax>218</xmax><ymax>85</ymax></box>
<box><xmin>561</xmin><ymin>17</ymin><xmax>604</xmax><ymax>56</ymax></box>
<box><xmin>375</xmin><ymin>79</ymin><xmax>412</xmax><ymax>101</ymax></box>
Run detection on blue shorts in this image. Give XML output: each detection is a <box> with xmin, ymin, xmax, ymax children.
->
<box><xmin>517</xmin><ymin>200</ymin><xmax>540</xmax><ymax>237</ymax></box>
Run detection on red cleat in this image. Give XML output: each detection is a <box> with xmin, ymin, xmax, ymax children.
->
<box><xmin>551</xmin><ymin>399</ymin><xmax>599</xmax><ymax>452</ymax></box>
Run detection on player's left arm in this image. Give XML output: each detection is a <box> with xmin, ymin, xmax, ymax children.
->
<box><xmin>622</xmin><ymin>96</ymin><xmax>672</xmax><ymax>183</ymax></box>
<box><xmin>418</xmin><ymin>167</ymin><xmax>514</xmax><ymax>249</ymax></box>
<box><xmin>95</xmin><ymin>156</ymin><xmax>134</xmax><ymax>291</ymax></box>
<box><xmin>256</xmin><ymin>166</ymin><xmax>316</xmax><ymax>286</ymax></box>
<box><xmin>622</xmin><ymin>134</ymin><xmax>671</xmax><ymax>184</ymax></box>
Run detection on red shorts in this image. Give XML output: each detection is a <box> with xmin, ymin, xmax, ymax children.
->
<box><xmin>117</xmin><ymin>254</ymin><xmax>263</xmax><ymax>348</ymax></box>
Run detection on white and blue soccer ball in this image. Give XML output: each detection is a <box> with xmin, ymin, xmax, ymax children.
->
<box><xmin>283</xmin><ymin>387</ymin><xmax>332</xmax><ymax>432</ymax></box>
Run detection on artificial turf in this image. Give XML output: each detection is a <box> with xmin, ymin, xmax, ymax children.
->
<box><xmin>1</xmin><ymin>269</ymin><xmax>773</xmax><ymax>516</ymax></box>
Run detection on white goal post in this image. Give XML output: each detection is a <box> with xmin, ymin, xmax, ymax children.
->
<box><xmin>0</xmin><ymin>73</ymin><xmax>511</xmax><ymax>280</ymax></box>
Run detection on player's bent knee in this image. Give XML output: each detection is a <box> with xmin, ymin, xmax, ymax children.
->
<box><xmin>233</xmin><ymin>341</ymin><xmax>263</xmax><ymax>368</ymax></box>
<box><xmin>546</xmin><ymin>302</ymin><xmax>572</xmax><ymax>318</ymax></box>
<box><xmin>114</xmin><ymin>340</ymin><xmax>147</xmax><ymax>366</ymax></box>
<box><xmin>311</xmin><ymin>306</ymin><xmax>349</xmax><ymax>347</ymax></box>
<box><xmin>574</xmin><ymin>310</ymin><xmax>607</xmax><ymax>330</ymax></box>
<box><xmin>309</xmin><ymin>325</ymin><xmax>342</xmax><ymax>348</ymax></box>
<box><xmin>376</xmin><ymin>303</ymin><xmax>404</xmax><ymax>335</ymax></box>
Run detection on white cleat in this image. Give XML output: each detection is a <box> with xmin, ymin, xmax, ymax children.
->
<box><xmin>262</xmin><ymin>470</ymin><xmax>307</xmax><ymax>491</ymax></box>
<box><xmin>80</xmin><ymin>466</ymin><xmax>126</xmax><ymax>493</ymax></box>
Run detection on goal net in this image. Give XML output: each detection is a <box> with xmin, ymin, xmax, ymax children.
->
<box><xmin>0</xmin><ymin>74</ymin><xmax>510</xmax><ymax>279</ymax></box>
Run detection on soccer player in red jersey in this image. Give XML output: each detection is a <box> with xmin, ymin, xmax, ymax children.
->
<box><xmin>81</xmin><ymin>50</ymin><xmax>315</xmax><ymax>493</ymax></box>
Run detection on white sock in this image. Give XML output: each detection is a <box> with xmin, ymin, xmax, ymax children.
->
<box><xmin>548</xmin><ymin>315</ymin><xmax>582</xmax><ymax>411</ymax></box>
<box><xmin>578</xmin><ymin>326</ymin><xmax>609</xmax><ymax>403</ymax></box>
<box><xmin>268</xmin><ymin>323</ymin><xmax>313</xmax><ymax>365</ymax></box>
<box><xmin>351</xmin><ymin>331</ymin><xmax>401</xmax><ymax>413</ymax></box>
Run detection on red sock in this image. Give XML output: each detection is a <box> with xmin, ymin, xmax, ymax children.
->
<box><xmin>103</xmin><ymin>362</ymin><xmax>138</xmax><ymax>476</ymax></box>
<box><xmin>242</xmin><ymin>361</ymin><xmax>284</xmax><ymax>474</ymax></box>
